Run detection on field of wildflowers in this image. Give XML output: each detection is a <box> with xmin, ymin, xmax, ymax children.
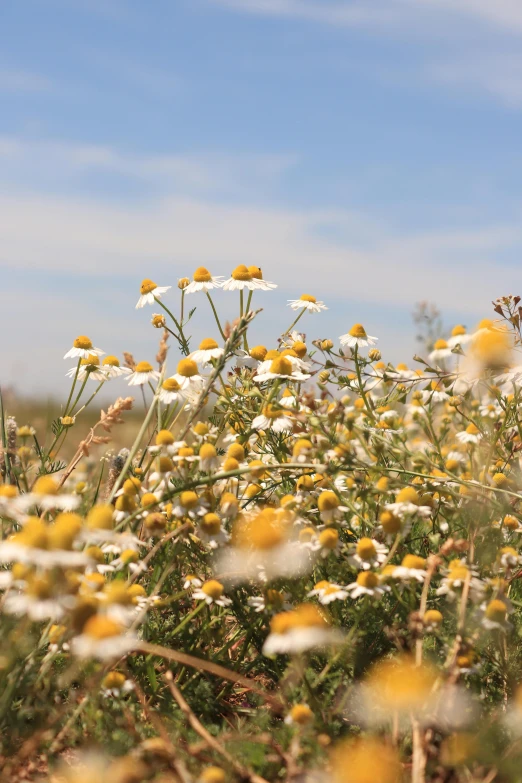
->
<box><xmin>2</xmin><ymin>267</ymin><xmax>522</xmax><ymax>783</ymax></box>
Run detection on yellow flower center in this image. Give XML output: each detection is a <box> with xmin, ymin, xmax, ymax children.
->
<box><xmin>180</xmin><ymin>490</ymin><xmax>199</xmax><ymax>509</ymax></box>
<box><xmin>249</xmin><ymin>345</ymin><xmax>267</xmax><ymax>361</ymax></box>
<box><xmin>331</xmin><ymin>739</ymin><xmax>402</xmax><ymax>783</ymax></box>
<box><xmin>102</xmin><ymin>355</ymin><xmax>120</xmax><ymax>367</ymax></box>
<box><xmin>103</xmin><ymin>671</ymin><xmax>126</xmax><ymax>690</ymax></box>
<box><xmin>199</xmin><ymin>337</ymin><xmax>219</xmax><ymax>351</ymax></box>
<box><xmin>140</xmin><ymin>278</ymin><xmax>157</xmax><ymax>295</ymax></box>
<box><xmin>433</xmin><ymin>338</ymin><xmax>448</xmax><ymax>350</ymax></box>
<box><xmin>200</xmin><ymin>513</ymin><xmax>222</xmax><ymax>535</ymax></box>
<box><xmin>80</xmin><ymin>354</ymin><xmax>100</xmax><ymax>367</ymax></box>
<box><xmin>356</xmin><ymin>571</ymin><xmax>379</xmax><ymax>588</ymax></box>
<box><xmin>231</xmin><ymin>264</ymin><xmax>252</xmax><ymax>281</ymax></box>
<box><xmin>401</xmin><ymin>554</ymin><xmax>426</xmax><ymax>570</ymax></box>
<box><xmin>246</xmin><ymin>265</ymin><xmax>262</xmax><ymax>279</ymax></box>
<box><xmin>87</xmin><ymin>505</ymin><xmax>113</xmax><ymax>530</ymax></box>
<box><xmin>73</xmin><ymin>335</ymin><xmax>93</xmax><ymax>350</ymax></box>
<box><xmin>193</xmin><ymin>266</ymin><xmax>212</xmax><ymax>283</ymax></box>
<box><xmin>135</xmin><ymin>361</ymin><xmax>153</xmax><ymax>374</ymax></box>
<box><xmin>465</xmin><ymin>423</ymin><xmax>479</xmax><ymax>435</ymax></box>
<box><xmin>368</xmin><ymin>656</ymin><xmax>437</xmax><ymax>711</ymax></box>
<box><xmin>319</xmin><ymin>528</ymin><xmax>339</xmax><ymax>549</ymax></box>
<box><xmin>379</xmin><ymin>511</ymin><xmax>400</xmax><ymax>534</ymax></box>
<box><xmin>162</xmin><ymin>378</ymin><xmax>181</xmax><ymax>392</ymax></box>
<box><xmin>202</xmin><ymin>579</ymin><xmax>224</xmax><ymax>599</ymax></box>
<box><xmin>269</xmin><ymin>356</ymin><xmax>294</xmax><ymax>376</ymax></box>
<box><xmin>177</xmin><ymin>359</ymin><xmax>199</xmax><ymax>377</ymax></box>
<box><xmin>485</xmin><ymin>599</ymin><xmax>507</xmax><ymax>622</ymax></box>
<box><xmin>156</xmin><ymin>429</ymin><xmax>175</xmax><ymax>446</ymax></box>
<box><xmin>396</xmin><ymin>486</ymin><xmax>420</xmax><ymax>505</ymax></box>
<box><xmin>318</xmin><ymin>491</ymin><xmax>339</xmax><ymax>512</ymax></box>
<box><xmin>33</xmin><ymin>476</ymin><xmax>59</xmax><ymax>496</ymax></box>
<box><xmin>300</xmin><ymin>294</ymin><xmax>316</xmax><ymax>303</ymax></box>
<box><xmin>83</xmin><ymin>615</ymin><xmax>123</xmax><ymax>640</ymax></box>
<box><xmin>123</xmin><ymin>477</ymin><xmax>141</xmax><ymax>495</ymax></box>
<box><xmin>290</xmin><ymin>704</ymin><xmax>313</xmax><ymax>724</ymax></box>
<box><xmin>423</xmin><ymin>609</ymin><xmax>443</xmax><ymax>626</ymax></box>
<box><xmin>349</xmin><ymin>323</ymin><xmax>367</xmax><ymax>338</ymax></box>
<box><xmin>234</xmin><ymin>510</ymin><xmax>285</xmax><ymax>550</ymax></box>
<box><xmin>452</xmin><ymin>324</ymin><xmax>466</xmax><ymax>337</ymax></box>
<box><xmin>141</xmin><ymin>493</ymin><xmax>157</xmax><ymax>508</ymax></box>
<box><xmin>200</xmin><ymin>443</ymin><xmax>217</xmax><ymax>460</ymax></box>
<box><xmin>356</xmin><ymin>537</ymin><xmax>377</xmax><ymax>560</ymax></box>
<box><xmin>261</xmin><ymin>404</ymin><xmax>284</xmax><ymax>420</ymax></box>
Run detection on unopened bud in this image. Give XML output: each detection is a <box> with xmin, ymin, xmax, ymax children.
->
<box><xmin>321</xmin><ymin>339</ymin><xmax>334</xmax><ymax>351</ymax></box>
<box><xmin>60</xmin><ymin>416</ymin><xmax>75</xmax><ymax>428</ymax></box>
<box><xmin>178</xmin><ymin>277</ymin><xmax>190</xmax><ymax>290</ymax></box>
<box><xmin>368</xmin><ymin>348</ymin><xmax>381</xmax><ymax>361</ymax></box>
<box><xmin>318</xmin><ymin>370</ymin><xmax>330</xmax><ymax>383</ymax></box>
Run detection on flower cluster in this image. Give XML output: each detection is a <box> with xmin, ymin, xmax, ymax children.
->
<box><xmin>3</xmin><ymin>282</ymin><xmax>522</xmax><ymax>781</ymax></box>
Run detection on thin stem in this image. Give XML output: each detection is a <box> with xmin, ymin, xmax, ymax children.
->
<box><xmin>283</xmin><ymin>307</ymin><xmax>306</xmax><ymax>336</ymax></box>
<box><xmin>63</xmin><ymin>358</ymin><xmax>81</xmax><ymax>416</ymax></box>
<box><xmin>72</xmin><ymin>380</ymin><xmax>105</xmax><ymax>416</ymax></box>
<box><xmin>154</xmin><ymin>297</ymin><xmax>190</xmax><ymax>355</ymax></box>
<box><xmin>206</xmin><ymin>292</ymin><xmax>226</xmax><ymax>341</ymax></box>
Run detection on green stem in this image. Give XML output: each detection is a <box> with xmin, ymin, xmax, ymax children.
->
<box><xmin>168</xmin><ymin>600</ymin><xmax>207</xmax><ymax>639</ymax></box>
<box><xmin>206</xmin><ymin>292</ymin><xmax>226</xmax><ymax>340</ymax></box>
<box><xmin>283</xmin><ymin>307</ymin><xmax>306</xmax><ymax>336</ymax></box>
<box><xmin>63</xmin><ymin>358</ymin><xmax>81</xmax><ymax>416</ymax></box>
<box><xmin>72</xmin><ymin>380</ymin><xmax>105</xmax><ymax>416</ymax></box>
<box><xmin>154</xmin><ymin>297</ymin><xmax>190</xmax><ymax>355</ymax></box>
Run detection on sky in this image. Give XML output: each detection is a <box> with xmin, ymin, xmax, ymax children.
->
<box><xmin>2</xmin><ymin>0</ymin><xmax>522</xmax><ymax>398</ymax></box>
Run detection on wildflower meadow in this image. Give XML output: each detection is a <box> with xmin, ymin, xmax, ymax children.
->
<box><xmin>3</xmin><ymin>267</ymin><xmax>522</xmax><ymax>783</ymax></box>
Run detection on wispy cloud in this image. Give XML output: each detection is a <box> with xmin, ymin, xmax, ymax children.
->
<box><xmin>0</xmin><ymin>69</ymin><xmax>53</xmax><ymax>93</ymax></box>
<box><xmin>0</xmin><ymin>136</ymin><xmax>298</xmax><ymax>197</ymax></box>
<box><xmin>1</xmin><ymin>190</ymin><xmax>521</xmax><ymax>314</ymax></box>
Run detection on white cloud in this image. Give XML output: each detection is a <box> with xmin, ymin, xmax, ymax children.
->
<box><xmin>0</xmin><ymin>69</ymin><xmax>53</xmax><ymax>93</ymax></box>
<box><xmin>429</xmin><ymin>53</ymin><xmax>522</xmax><ymax>108</ymax></box>
<box><xmin>1</xmin><ymin>190</ymin><xmax>521</xmax><ymax>314</ymax></box>
<box><xmin>0</xmin><ymin>136</ymin><xmax>297</xmax><ymax>196</ymax></box>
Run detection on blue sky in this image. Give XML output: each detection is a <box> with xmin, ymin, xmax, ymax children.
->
<box><xmin>2</xmin><ymin>0</ymin><xmax>522</xmax><ymax>396</ymax></box>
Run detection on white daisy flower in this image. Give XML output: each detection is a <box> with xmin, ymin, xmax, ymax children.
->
<box><xmin>127</xmin><ymin>361</ymin><xmax>161</xmax><ymax>387</ymax></box>
<box><xmin>447</xmin><ymin>324</ymin><xmax>473</xmax><ymax>349</ymax></box>
<box><xmin>100</xmin><ymin>355</ymin><xmax>131</xmax><ymax>378</ymax></box>
<box><xmin>158</xmin><ymin>377</ymin><xmax>192</xmax><ymax>405</ymax></box>
<box><xmin>183</xmin><ymin>266</ymin><xmax>224</xmax><ymax>294</ymax></box>
<box><xmin>171</xmin><ymin>358</ymin><xmax>206</xmax><ymax>393</ymax></box>
<box><xmin>262</xmin><ymin>603</ymin><xmax>342</xmax><ymax>656</ymax></box>
<box><xmin>254</xmin><ymin>356</ymin><xmax>310</xmax><ymax>383</ymax></box>
<box><xmin>391</xmin><ymin>555</ymin><xmax>427</xmax><ymax>583</ymax></box>
<box><xmin>193</xmin><ymin>579</ymin><xmax>232</xmax><ymax>607</ymax></box>
<box><xmin>66</xmin><ymin>354</ymin><xmax>108</xmax><ymax>382</ymax></box>
<box><xmin>339</xmin><ymin>323</ymin><xmax>378</xmax><ymax>349</ymax></box>
<box><xmin>346</xmin><ymin>571</ymin><xmax>390</xmax><ymax>600</ymax></box>
<box><xmin>308</xmin><ymin>580</ymin><xmax>348</xmax><ymax>604</ymax></box>
<box><xmin>64</xmin><ymin>335</ymin><xmax>104</xmax><ymax>360</ymax></box>
<box><xmin>429</xmin><ymin>339</ymin><xmax>453</xmax><ymax>363</ymax></box>
<box><xmin>72</xmin><ymin>616</ymin><xmax>137</xmax><ymax>659</ymax></box>
<box><xmin>222</xmin><ymin>264</ymin><xmax>276</xmax><ymax>291</ymax></box>
<box><xmin>456</xmin><ymin>423</ymin><xmax>482</xmax><ymax>444</ymax></box>
<box><xmin>287</xmin><ymin>294</ymin><xmax>328</xmax><ymax>313</ymax></box>
<box><xmin>183</xmin><ymin>575</ymin><xmax>203</xmax><ymax>590</ymax></box>
<box><xmin>349</xmin><ymin>537</ymin><xmax>388</xmax><ymax>570</ymax></box>
<box><xmin>480</xmin><ymin>599</ymin><xmax>512</xmax><ymax>632</ymax></box>
<box><xmin>252</xmin><ymin>406</ymin><xmax>293</xmax><ymax>433</ymax></box>
<box><xmin>189</xmin><ymin>338</ymin><xmax>224</xmax><ymax>366</ymax></box>
<box><xmin>135</xmin><ymin>278</ymin><xmax>171</xmax><ymax>309</ymax></box>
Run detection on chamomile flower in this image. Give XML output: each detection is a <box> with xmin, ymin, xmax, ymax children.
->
<box><xmin>66</xmin><ymin>354</ymin><xmax>107</xmax><ymax>382</ymax></box>
<box><xmin>172</xmin><ymin>359</ymin><xmax>206</xmax><ymax>393</ymax></box>
<box><xmin>183</xmin><ymin>575</ymin><xmax>203</xmax><ymax>590</ymax></box>
<box><xmin>252</xmin><ymin>405</ymin><xmax>293</xmax><ymax>433</ymax></box>
<box><xmin>72</xmin><ymin>615</ymin><xmax>137</xmax><ymax>659</ymax></box>
<box><xmin>253</xmin><ymin>355</ymin><xmax>310</xmax><ymax>383</ymax></box>
<box><xmin>223</xmin><ymin>265</ymin><xmax>275</xmax><ymax>291</ymax></box>
<box><xmin>158</xmin><ymin>377</ymin><xmax>191</xmax><ymax>405</ymax></box>
<box><xmin>456</xmin><ymin>422</ymin><xmax>482</xmax><ymax>444</ymax></box>
<box><xmin>189</xmin><ymin>338</ymin><xmax>224</xmax><ymax>366</ymax></box>
<box><xmin>135</xmin><ymin>278</ymin><xmax>171</xmax><ymax>309</ymax></box>
<box><xmin>64</xmin><ymin>335</ymin><xmax>105</xmax><ymax>360</ymax></box>
<box><xmin>308</xmin><ymin>580</ymin><xmax>349</xmax><ymax>604</ymax></box>
<box><xmin>193</xmin><ymin>579</ymin><xmax>232</xmax><ymax>607</ymax></box>
<box><xmin>287</xmin><ymin>294</ymin><xmax>327</xmax><ymax>313</ymax></box>
<box><xmin>384</xmin><ymin>487</ymin><xmax>432</xmax><ymax>519</ymax></box>
<box><xmin>339</xmin><ymin>323</ymin><xmax>378</xmax><ymax>349</ymax></box>
<box><xmin>429</xmin><ymin>339</ymin><xmax>453</xmax><ymax>363</ymax></box>
<box><xmin>183</xmin><ymin>266</ymin><xmax>224</xmax><ymax>294</ymax></box>
<box><xmin>447</xmin><ymin>323</ymin><xmax>472</xmax><ymax>349</ymax></box>
<box><xmin>262</xmin><ymin>603</ymin><xmax>342</xmax><ymax>656</ymax></box>
<box><xmin>346</xmin><ymin>571</ymin><xmax>389</xmax><ymax>600</ymax></box>
<box><xmin>480</xmin><ymin>598</ymin><xmax>512</xmax><ymax>632</ymax></box>
<box><xmin>391</xmin><ymin>554</ymin><xmax>427</xmax><ymax>583</ymax></box>
<box><xmin>101</xmin><ymin>355</ymin><xmax>131</xmax><ymax>378</ymax></box>
<box><xmin>127</xmin><ymin>361</ymin><xmax>160</xmax><ymax>386</ymax></box>
<box><xmin>349</xmin><ymin>537</ymin><xmax>388</xmax><ymax>570</ymax></box>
